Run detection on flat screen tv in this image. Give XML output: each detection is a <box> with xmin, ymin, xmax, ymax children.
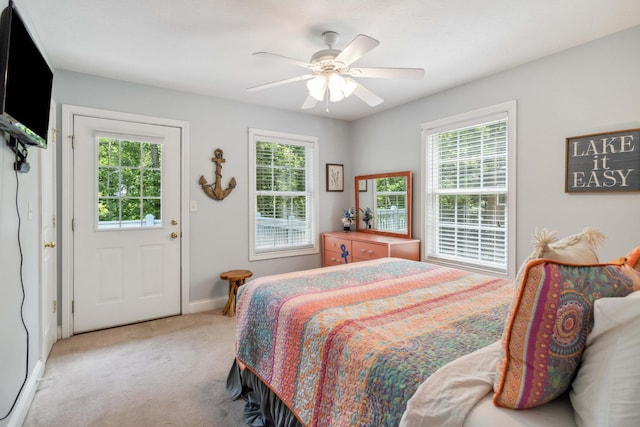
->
<box><xmin>0</xmin><ymin>0</ymin><xmax>53</xmax><ymax>148</ymax></box>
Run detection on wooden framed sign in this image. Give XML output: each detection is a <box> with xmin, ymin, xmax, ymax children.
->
<box><xmin>565</xmin><ymin>128</ymin><xmax>640</xmax><ymax>192</ymax></box>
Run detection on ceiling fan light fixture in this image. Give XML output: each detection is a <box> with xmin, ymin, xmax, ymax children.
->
<box><xmin>343</xmin><ymin>77</ymin><xmax>357</xmax><ymax>98</ymax></box>
<box><xmin>307</xmin><ymin>75</ymin><xmax>327</xmax><ymax>101</ymax></box>
<box><xmin>328</xmin><ymin>73</ymin><xmax>346</xmax><ymax>102</ymax></box>
<box><xmin>251</xmin><ymin>31</ymin><xmax>424</xmax><ymax>110</ymax></box>
<box><xmin>329</xmin><ymin>90</ymin><xmax>343</xmax><ymax>103</ymax></box>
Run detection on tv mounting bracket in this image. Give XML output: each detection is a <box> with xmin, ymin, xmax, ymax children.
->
<box><xmin>2</xmin><ymin>117</ymin><xmax>31</xmax><ymax>173</ymax></box>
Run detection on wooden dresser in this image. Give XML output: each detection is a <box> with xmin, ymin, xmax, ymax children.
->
<box><xmin>322</xmin><ymin>231</ymin><xmax>420</xmax><ymax>267</ymax></box>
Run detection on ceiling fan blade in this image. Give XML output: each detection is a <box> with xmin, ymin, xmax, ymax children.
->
<box><xmin>247</xmin><ymin>74</ymin><xmax>315</xmax><ymax>92</ymax></box>
<box><xmin>334</xmin><ymin>34</ymin><xmax>380</xmax><ymax>67</ymax></box>
<box><xmin>352</xmin><ymin>81</ymin><xmax>383</xmax><ymax>107</ymax></box>
<box><xmin>252</xmin><ymin>52</ymin><xmax>314</xmax><ymax>69</ymax></box>
<box><xmin>347</xmin><ymin>67</ymin><xmax>425</xmax><ymax>80</ymax></box>
<box><xmin>301</xmin><ymin>95</ymin><xmax>318</xmax><ymax>110</ymax></box>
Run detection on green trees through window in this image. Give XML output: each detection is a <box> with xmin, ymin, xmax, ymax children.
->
<box><xmin>255</xmin><ymin>141</ymin><xmax>307</xmax><ymax>222</ymax></box>
<box><xmin>249</xmin><ymin>128</ymin><xmax>319</xmax><ymax>260</ymax></box>
<box><xmin>423</xmin><ymin>101</ymin><xmax>516</xmax><ymax>275</ymax></box>
<box><xmin>97</xmin><ymin>136</ymin><xmax>162</xmax><ymax>228</ymax></box>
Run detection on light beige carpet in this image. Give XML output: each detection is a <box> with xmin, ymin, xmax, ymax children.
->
<box><xmin>23</xmin><ymin>311</ymin><xmax>248</xmax><ymax>427</ymax></box>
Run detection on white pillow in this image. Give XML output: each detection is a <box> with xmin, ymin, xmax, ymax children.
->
<box><xmin>513</xmin><ymin>227</ymin><xmax>606</xmax><ymax>290</ymax></box>
<box><xmin>570</xmin><ymin>291</ymin><xmax>640</xmax><ymax>427</ymax></box>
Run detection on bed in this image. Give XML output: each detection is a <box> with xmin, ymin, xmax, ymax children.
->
<box><xmin>226</xmin><ymin>249</ymin><xmax>640</xmax><ymax>427</ymax></box>
<box><xmin>227</xmin><ymin>257</ymin><xmax>514</xmax><ymax>426</ymax></box>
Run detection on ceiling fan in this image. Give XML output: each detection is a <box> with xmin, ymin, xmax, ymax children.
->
<box><xmin>247</xmin><ymin>31</ymin><xmax>424</xmax><ymax>111</ymax></box>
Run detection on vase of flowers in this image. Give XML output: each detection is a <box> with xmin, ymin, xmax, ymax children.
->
<box><xmin>359</xmin><ymin>207</ymin><xmax>374</xmax><ymax>229</ymax></box>
<box><xmin>341</xmin><ymin>208</ymin><xmax>356</xmax><ymax>231</ymax></box>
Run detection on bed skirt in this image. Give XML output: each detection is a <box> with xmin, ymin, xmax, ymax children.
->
<box><xmin>226</xmin><ymin>359</ymin><xmax>302</xmax><ymax>427</ymax></box>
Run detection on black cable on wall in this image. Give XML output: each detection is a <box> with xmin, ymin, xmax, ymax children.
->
<box><xmin>0</xmin><ymin>141</ymin><xmax>31</xmax><ymax>421</ymax></box>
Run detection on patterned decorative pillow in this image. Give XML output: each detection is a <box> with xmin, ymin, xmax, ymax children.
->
<box><xmin>513</xmin><ymin>228</ymin><xmax>606</xmax><ymax>293</ymax></box>
<box><xmin>493</xmin><ymin>259</ymin><xmax>640</xmax><ymax>409</ymax></box>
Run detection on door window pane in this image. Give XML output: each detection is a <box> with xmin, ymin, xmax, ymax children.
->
<box><xmin>96</xmin><ymin>136</ymin><xmax>163</xmax><ymax>229</ymax></box>
<box><xmin>142</xmin><ymin>170</ymin><xmax>161</xmax><ymax>197</ymax></box>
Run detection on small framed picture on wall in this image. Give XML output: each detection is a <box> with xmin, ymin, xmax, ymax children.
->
<box><xmin>326</xmin><ymin>163</ymin><xmax>344</xmax><ymax>192</ymax></box>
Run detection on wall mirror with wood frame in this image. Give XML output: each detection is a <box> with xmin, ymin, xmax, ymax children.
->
<box><xmin>354</xmin><ymin>171</ymin><xmax>412</xmax><ymax>239</ymax></box>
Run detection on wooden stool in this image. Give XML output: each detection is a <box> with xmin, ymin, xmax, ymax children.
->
<box><xmin>220</xmin><ymin>269</ymin><xmax>253</xmax><ymax>317</ymax></box>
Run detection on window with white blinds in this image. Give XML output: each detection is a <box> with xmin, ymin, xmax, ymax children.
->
<box><xmin>422</xmin><ymin>101</ymin><xmax>516</xmax><ymax>276</ymax></box>
<box><xmin>248</xmin><ymin>128</ymin><xmax>319</xmax><ymax>260</ymax></box>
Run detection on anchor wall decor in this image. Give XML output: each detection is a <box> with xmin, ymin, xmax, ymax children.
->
<box><xmin>199</xmin><ymin>148</ymin><xmax>236</xmax><ymax>201</ymax></box>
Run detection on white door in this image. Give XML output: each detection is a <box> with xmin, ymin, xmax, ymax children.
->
<box><xmin>72</xmin><ymin>115</ymin><xmax>182</xmax><ymax>333</ymax></box>
<box><xmin>40</xmin><ymin>101</ymin><xmax>57</xmax><ymax>359</ymax></box>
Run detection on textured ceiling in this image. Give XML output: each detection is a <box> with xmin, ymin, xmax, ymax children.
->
<box><xmin>16</xmin><ymin>0</ymin><xmax>640</xmax><ymax>121</ymax></box>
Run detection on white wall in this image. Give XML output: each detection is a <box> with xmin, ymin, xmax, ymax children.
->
<box><xmin>52</xmin><ymin>72</ymin><xmax>352</xmax><ymax>305</ymax></box>
<box><xmin>0</xmin><ymin>129</ymin><xmax>42</xmax><ymax>425</ymax></box>
<box><xmin>1</xmin><ymin>0</ymin><xmax>44</xmax><ymax>424</ymax></box>
<box><xmin>49</xmin><ymin>23</ymin><xmax>640</xmax><ymax>315</ymax></box>
<box><xmin>350</xmin><ymin>24</ymin><xmax>640</xmax><ymax>265</ymax></box>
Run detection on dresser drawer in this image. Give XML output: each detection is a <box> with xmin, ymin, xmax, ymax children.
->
<box><xmin>323</xmin><ymin>249</ymin><xmax>350</xmax><ymax>266</ymax></box>
<box><xmin>324</xmin><ymin>235</ymin><xmax>352</xmax><ymax>254</ymax></box>
<box><xmin>352</xmin><ymin>241</ymin><xmax>388</xmax><ymax>261</ymax></box>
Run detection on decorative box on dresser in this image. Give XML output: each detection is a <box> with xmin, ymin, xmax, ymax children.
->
<box><xmin>322</xmin><ymin>231</ymin><xmax>420</xmax><ymax>267</ymax></box>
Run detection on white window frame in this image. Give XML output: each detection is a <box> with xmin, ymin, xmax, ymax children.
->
<box><xmin>421</xmin><ymin>101</ymin><xmax>517</xmax><ymax>277</ymax></box>
<box><xmin>248</xmin><ymin>128</ymin><xmax>320</xmax><ymax>261</ymax></box>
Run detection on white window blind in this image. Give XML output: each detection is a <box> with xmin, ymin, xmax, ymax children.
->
<box><xmin>423</xmin><ymin>102</ymin><xmax>516</xmax><ymax>275</ymax></box>
<box><xmin>249</xmin><ymin>128</ymin><xmax>319</xmax><ymax>260</ymax></box>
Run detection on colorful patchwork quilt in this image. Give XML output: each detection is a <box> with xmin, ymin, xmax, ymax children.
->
<box><xmin>235</xmin><ymin>258</ymin><xmax>514</xmax><ymax>426</ymax></box>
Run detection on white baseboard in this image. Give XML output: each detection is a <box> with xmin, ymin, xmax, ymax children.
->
<box><xmin>189</xmin><ymin>296</ymin><xmax>227</xmax><ymax>314</ymax></box>
<box><xmin>6</xmin><ymin>359</ymin><xmax>43</xmax><ymax>427</ymax></box>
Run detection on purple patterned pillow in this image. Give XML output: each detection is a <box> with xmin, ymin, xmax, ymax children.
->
<box><xmin>493</xmin><ymin>259</ymin><xmax>640</xmax><ymax>409</ymax></box>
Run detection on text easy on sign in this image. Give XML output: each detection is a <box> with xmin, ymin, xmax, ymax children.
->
<box><xmin>565</xmin><ymin>129</ymin><xmax>640</xmax><ymax>192</ymax></box>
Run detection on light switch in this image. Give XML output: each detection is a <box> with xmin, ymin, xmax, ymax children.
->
<box><xmin>190</xmin><ymin>200</ymin><xmax>198</xmax><ymax>212</ymax></box>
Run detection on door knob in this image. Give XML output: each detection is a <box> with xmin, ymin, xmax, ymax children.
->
<box><xmin>44</xmin><ymin>241</ymin><xmax>56</xmax><ymax>248</ymax></box>
<box><xmin>170</xmin><ymin>232</ymin><xmax>179</xmax><ymax>239</ymax></box>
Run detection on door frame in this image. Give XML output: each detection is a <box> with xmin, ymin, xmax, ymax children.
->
<box><xmin>40</xmin><ymin>99</ymin><xmax>58</xmax><ymax>358</ymax></box>
<box><xmin>60</xmin><ymin>105</ymin><xmax>190</xmax><ymax>338</ymax></box>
